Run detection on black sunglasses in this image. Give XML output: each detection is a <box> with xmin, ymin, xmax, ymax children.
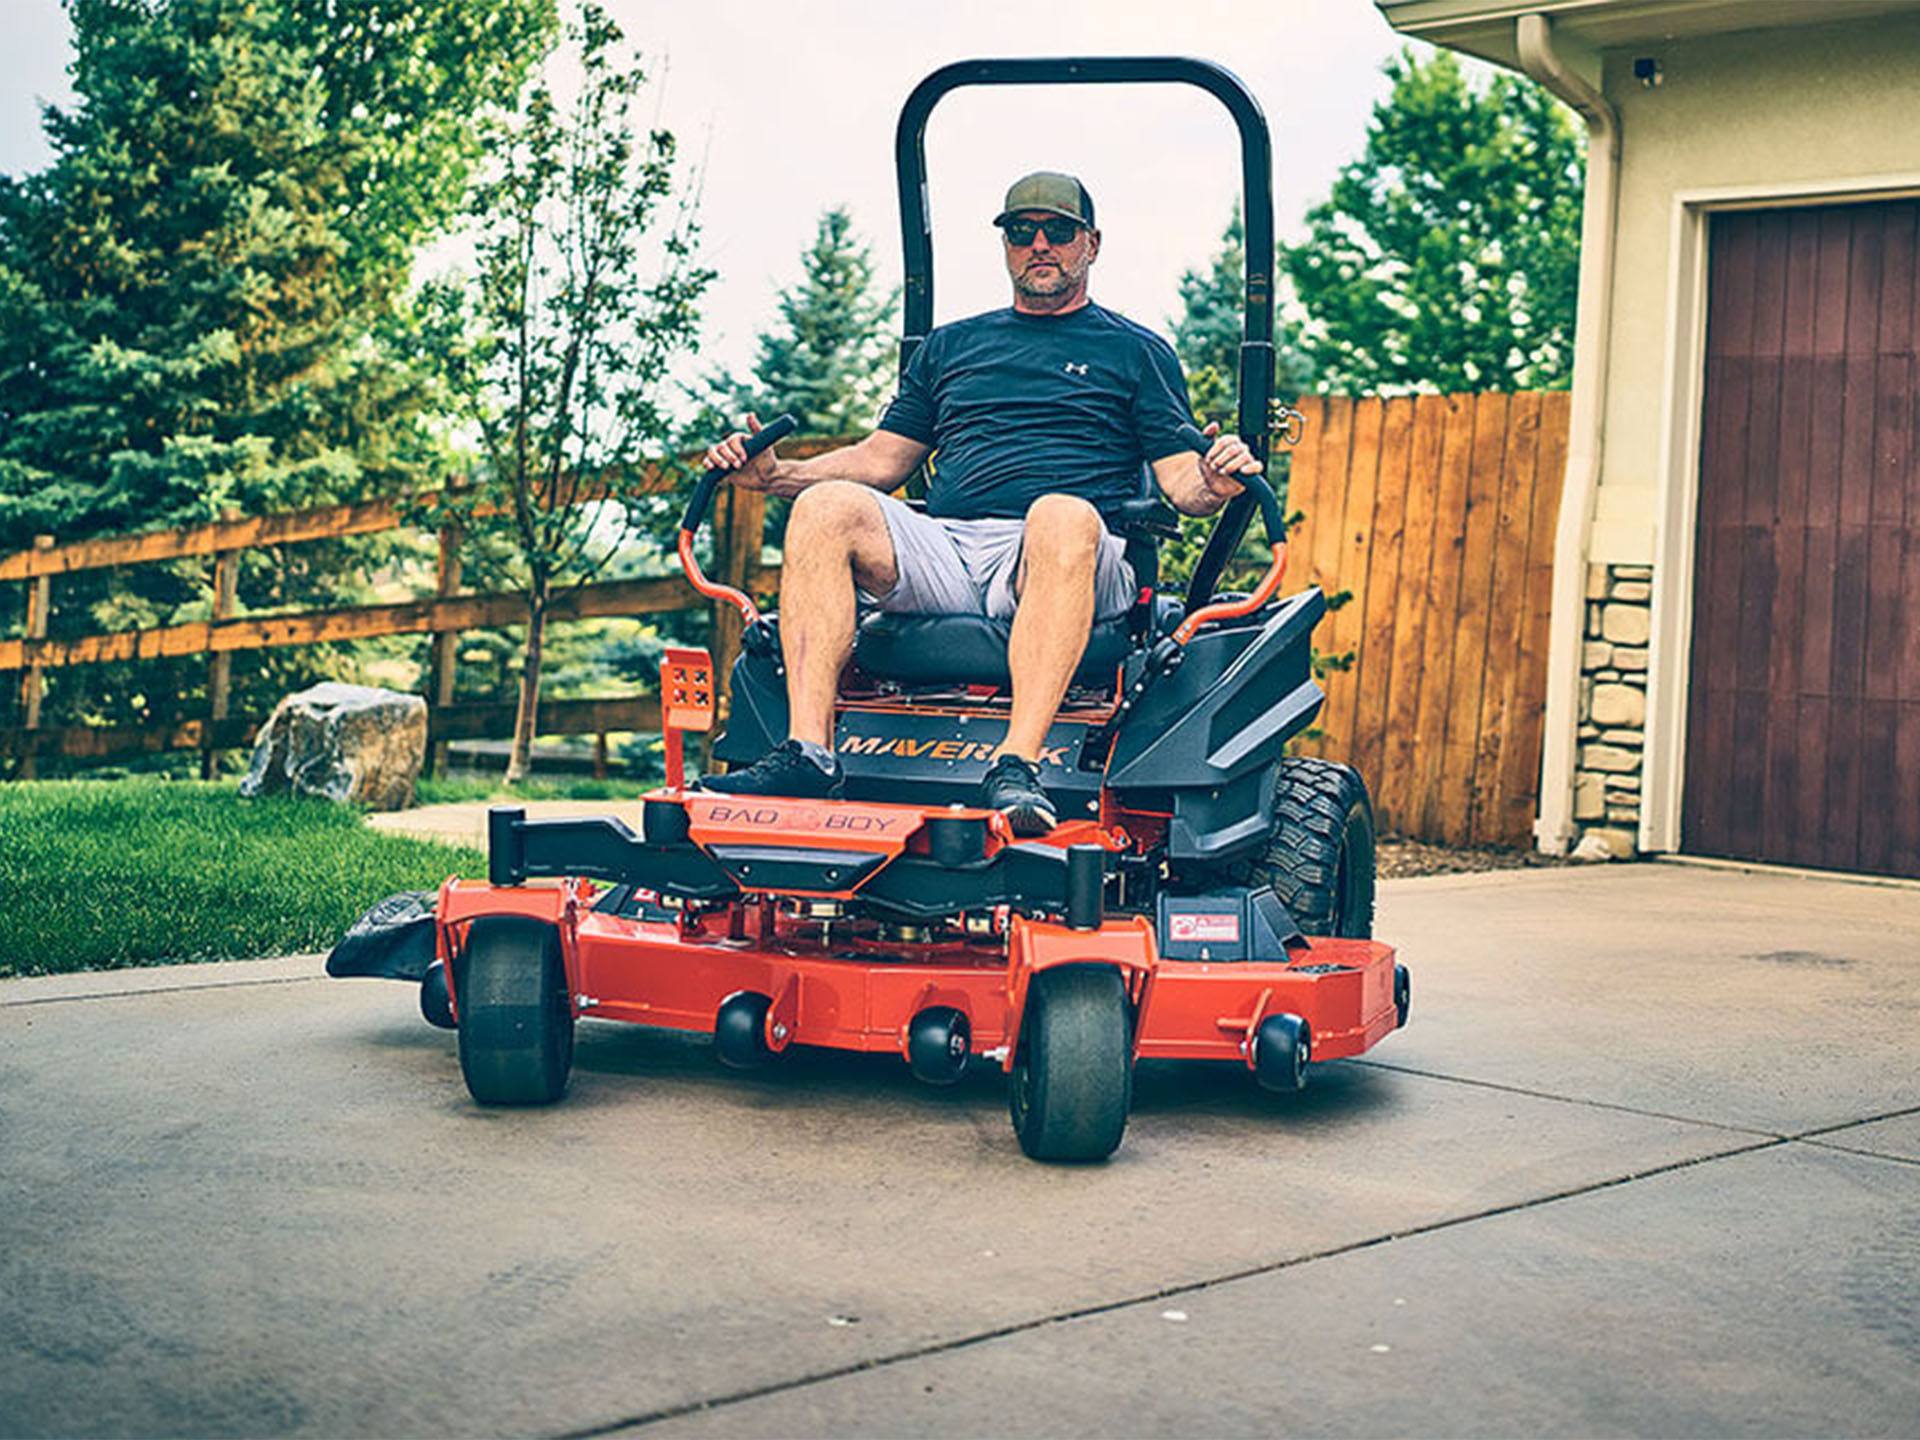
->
<box><xmin>1000</xmin><ymin>217</ymin><xmax>1083</xmax><ymax>246</ymax></box>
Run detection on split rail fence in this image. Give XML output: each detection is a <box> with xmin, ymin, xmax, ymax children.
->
<box><xmin>0</xmin><ymin>439</ymin><xmax>844</xmax><ymax>779</ymax></box>
<box><xmin>1285</xmin><ymin>391</ymin><xmax>1570</xmax><ymax>848</ymax></box>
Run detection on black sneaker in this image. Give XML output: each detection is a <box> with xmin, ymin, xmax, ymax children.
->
<box><xmin>980</xmin><ymin>753</ymin><xmax>1058</xmax><ymax>836</ymax></box>
<box><xmin>697</xmin><ymin>739</ymin><xmax>844</xmax><ymax>799</ymax></box>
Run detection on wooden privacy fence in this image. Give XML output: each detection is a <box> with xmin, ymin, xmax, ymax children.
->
<box><xmin>1285</xmin><ymin>392</ymin><xmax>1570</xmax><ymax>848</ymax></box>
<box><xmin>0</xmin><ymin>440</ymin><xmax>846</xmax><ymax>776</ymax></box>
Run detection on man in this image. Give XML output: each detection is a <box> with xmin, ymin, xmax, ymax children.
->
<box><xmin>700</xmin><ymin>171</ymin><xmax>1262</xmax><ymax>833</ymax></box>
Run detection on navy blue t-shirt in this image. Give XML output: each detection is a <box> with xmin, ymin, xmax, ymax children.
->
<box><xmin>876</xmin><ymin>303</ymin><xmax>1196</xmax><ymax>521</ymax></box>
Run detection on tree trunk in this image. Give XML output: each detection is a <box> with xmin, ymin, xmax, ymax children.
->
<box><xmin>506</xmin><ymin>589</ymin><xmax>548</xmax><ymax>785</ymax></box>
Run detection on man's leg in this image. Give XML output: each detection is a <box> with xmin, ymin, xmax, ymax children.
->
<box><xmin>777</xmin><ymin>482</ymin><xmax>898</xmax><ymax>746</ymax></box>
<box><xmin>698</xmin><ymin>483</ymin><xmax>895</xmax><ymax>797</ymax></box>
<box><xmin>996</xmin><ymin>493</ymin><xmax>1103</xmax><ymax>761</ymax></box>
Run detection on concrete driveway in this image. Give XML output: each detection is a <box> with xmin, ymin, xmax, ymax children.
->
<box><xmin>2</xmin><ymin>862</ymin><xmax>1915</xmax><ymax>1437</ymax></box>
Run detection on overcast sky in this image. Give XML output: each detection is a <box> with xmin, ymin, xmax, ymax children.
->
<box><xmin>0</xmin><ymin>1</ymin><xmax>1463</xmax><ymax>393</ymax></box>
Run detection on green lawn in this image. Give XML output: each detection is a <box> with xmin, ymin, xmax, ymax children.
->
<box><xmin>0</xmin><ymin>780</ymin><xmax>484</xmax><ymax>977</ymax></box>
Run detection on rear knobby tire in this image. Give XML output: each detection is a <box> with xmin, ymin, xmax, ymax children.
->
<box><xmin>1008</xmin><ymin>965</ymin><xmax>1132</xmax><ymax>1162</ymax></box>
<box><xmin>457</xmin><ymin>915</ymin><xmax>574</xmax><ymax>1106</ymax></box>
<box><xmin>1257</xmin><ymin>757</ymin><xmax>1376</xmax><ymax>938</ymax></box>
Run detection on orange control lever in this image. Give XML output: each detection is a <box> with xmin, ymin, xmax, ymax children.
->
<box><xmin>677</xmin><ymin>529</ymin><xmax>762</xmax><ymax>629</ymax></box>
<box><xmin>676</xmin><ymin>412</ymin><xmax>798</xmax><ymax>630</ymax></box>
<box><xmin>1168</xmin><ymin>421</ymin><xmax>1290</xmax><ymax>646</ymax></box>
<box><xmin>1172</xmin><ymin>543</ymin><xmax>1288</xmax><ymax>645</ymax></box>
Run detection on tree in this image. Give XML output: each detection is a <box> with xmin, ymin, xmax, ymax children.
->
<box><xmin>692</xmin><ymin>204</ymin><xmax>897</xmax><ymax>448</ymax></box>
<box><xmin>428</xmin><ymin>2</ymin><xmax>713</xmax><ymax>785</ymax></box>
<box><xmin>0</xmin><ymin>0</ymin><xmax>555</xmax><ymax>545</ymax></box>
<box><xmin>680</xmin><ymin>204</ymin><xmax>897</xmax><ymax>560</ymax></box>
<box><xmin>0</xmin><ymin>0</ymin><xmax>553</xmax><ymax>754</ymax></box>
<box><xmin>1172</xmin><ymin>203</ymin><xmax>1315</xmax><ymax>424</ymax></box>
<box><xmin>1284</xmin><ymin>48</ymin><xmax>1584</xmax><ymax>393</ymax></box>
<box><xmin>281</xmin><ymin>0</ymin><xmax>558</xmax><ymax>311</ymax></box>
<box><xmin>746</xmin><ymin>207</ymin><xmax>897</xmax><ymax>436</ymax></box>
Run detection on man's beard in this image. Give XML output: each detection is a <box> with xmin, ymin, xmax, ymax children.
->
<box><xmin>1013</xmin><ymin>260</ymin><xmax>1082</xmax><ymax>304</ymax></box>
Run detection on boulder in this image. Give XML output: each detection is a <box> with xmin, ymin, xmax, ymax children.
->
<box><xmin>239</xmin><ymin>683</ymin><xmax>427</xmax><ymax>811</ymax></box>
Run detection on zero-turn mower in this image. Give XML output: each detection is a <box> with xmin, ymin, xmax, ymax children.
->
<box><xmin>329</xmin><ymin>56</ymin><xmax>1408</xmax><ymax>1162</ymax></box>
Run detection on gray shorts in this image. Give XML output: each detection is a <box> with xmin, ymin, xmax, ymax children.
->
<box><xmin>859</xmin><ymin>492</ymin><xmax>1136</xmax><ymax>622</ymax></box>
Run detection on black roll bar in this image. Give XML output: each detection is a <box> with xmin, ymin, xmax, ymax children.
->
<box><xmin>893</xmin><ymin>57</ymin><xmax>1276</xmax><ymax>610</ymax></box>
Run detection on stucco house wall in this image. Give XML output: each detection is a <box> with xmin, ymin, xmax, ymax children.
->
<box><xmin>1375</xmin><ymin>0</ymin><xmax>1920</xmax><ymax>868</ymax></box>
<box><xmin>1595</xmin><ymin>10</ymin><xmax>1920</xmax><ymax>566</ymax></box>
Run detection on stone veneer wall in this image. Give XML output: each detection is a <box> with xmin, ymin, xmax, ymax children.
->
<box><xmin>1573</xmin><ymin>563</ymin><xmax>1653</xmax><ymax>857</ymax></box>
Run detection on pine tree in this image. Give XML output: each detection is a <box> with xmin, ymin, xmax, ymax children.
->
<box><xmin>0</xmin><ymin>0</ymin><xmax>554</xmax><ymax>546</ymax></box>
<box><xmin>1</xmin><ymin>0</ymin><xmax>349</xmax><ymax>541</ymax></box>
<box><xmin>1284</xmin><ymin>49</ymin><xmax>1584</xmax><ymax>393</ymax></box>
<box><xmin>674</xmin><ymin>205</ymin><xmax>897</xmax><ymax>566</ymax></box>
<box><xmin>0</xmin><ymin>0</ymin><xmax>552</xmax><ymax>751</ymax></box>
<box><xmin>712</xmin><ymin>206</ymin><xmax>897</xmax><ymax>438</ymax></box>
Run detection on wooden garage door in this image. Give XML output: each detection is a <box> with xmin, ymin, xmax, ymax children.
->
<box><xmin>1683</xmin><ymin>199</ymin><xmax>1920</xmax><ymax>876</ymax></box>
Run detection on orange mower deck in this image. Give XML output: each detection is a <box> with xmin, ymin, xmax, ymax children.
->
<box><xmin>436</xmin><ymin>787</ymin><xmax>1405</xmax><ymax>1081</ymax></box>
<box><xmin>437</xmin><ymin>880</ymin><xmax>1399</xmax><ymax>1073</ymax></box>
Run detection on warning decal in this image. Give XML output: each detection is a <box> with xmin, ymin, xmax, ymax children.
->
<box><xmin>1168</xmin><ymin>912</ymin><xmax>1241</xmax><ymax>944</ymax></box>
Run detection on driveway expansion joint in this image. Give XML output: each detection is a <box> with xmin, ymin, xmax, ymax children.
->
<box><xmin>1348</xmin><ymin>1057</ymin><xmax>1781</xmax><ymax>1138</ymax></box>
<box><xmin>1353</xmin><ymin>1064</ymin><xmax>1920</xmax><ymax>1153</ymax></box>
<box><xmin>1796</xmin><ymin>1140</ymin><xmax>1920</xmax><ymax>1168</ymax></box>
<box><xmin>546</xmin><ymin>1134</ymin><xmax>1794</xmax><ymax>1440</ymax></box>
<box><xmin>545</xmin><ymin>1103</ymin><xmax>1920</xmax><ymax>1436</ymax></box>
<box><xmin>0</xmin><ymin>973</ymin><xmax>323</xmax><ymax>1008</ymax></box>
<box><xmin>1782</xmin><ymin>1102</ymin><xmax>1920</xmax><ymax>1141</ymax></box>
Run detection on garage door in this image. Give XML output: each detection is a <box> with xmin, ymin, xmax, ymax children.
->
<box><xmin>1683</xmin><ymin>199</ymin><xmax>1919</xmax><ymax>877</ymax></box>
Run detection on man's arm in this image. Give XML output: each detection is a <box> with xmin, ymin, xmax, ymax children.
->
<box><xmin>704</xmin><ymin>416</ymin><xmax>930</xmax><ymax>498</ymax></box>
<box><xmin>1131</xmin><ymin>334</ymin><xmax>1261</xmax><ymax>516</ymax></box>
<box><xmin>1151</xmin><ymin>430</ymin><xmax>1263</xmax><ymax>516</ymax></box>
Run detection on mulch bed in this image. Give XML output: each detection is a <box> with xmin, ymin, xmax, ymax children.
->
<box><xmin>1377</xmin><ymin>835</ymin><xmax>1575</xmax><ymax>880</ymax></box>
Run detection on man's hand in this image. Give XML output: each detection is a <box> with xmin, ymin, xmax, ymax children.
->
<box><xmin>704</xmin><ymin>412</ymin><xmax>780</xmax><ymax>493</ymax></box>
<box><xmin>1197</xmin><ymin>421</ymin><xmax>1261</xmax><ymax>503</ymax></box>
<box><xmin>1154</xmin><ymin>421</ymin><xmax>1264</xmax><ymax>515</ymax></box>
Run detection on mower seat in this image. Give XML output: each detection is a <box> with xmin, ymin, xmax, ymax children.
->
<box><xmin>853</xmin><ymin>592</ymin><xmax>1185</xmax><ymax>691</ymax></box>
<box><xmin>854</xmin><ymin>612</ymin><xmax>1129</xmax><ymax>689</ymax></box>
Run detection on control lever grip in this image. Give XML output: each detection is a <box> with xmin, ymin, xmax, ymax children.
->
<box><xmin>1176</xmin><ymin>422</ymin><xmax>1284</xmax><ymax>547</ymax></box>
<box><xmin>680</xmin><ymin>413</ymin><xmax>799</xmax><ymax>534</ymax></box>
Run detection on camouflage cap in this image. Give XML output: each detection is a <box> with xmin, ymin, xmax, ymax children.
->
<box><xmin>992</xmin><ymin>171</ymin><xmax>1095</xmax><ymax>229</ymax></box>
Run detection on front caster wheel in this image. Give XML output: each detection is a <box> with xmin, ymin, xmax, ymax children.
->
<box><xmin>713</xmin><ymin>991</ymin><xmax>774</xmax><ymax>1070</ymax></box>
<box><xmin>419</xmin><ymin>959</ymin><xmax>455</xmax><ymax>1030</ymax></box>
<box><xmin>1009</xmin><ymin>965</ymin><xmax>1132</xmax><ymax>1162</ymax></box>
<box><xmin>1252</xmin><ymin>1012</ymin><xmax>1311</xmax><ymax>1093</ymax></box>
<box><xmin>457</xmin><ymin>915</ymin><xmax>574</xmax><ymax>1106</ymax></box>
